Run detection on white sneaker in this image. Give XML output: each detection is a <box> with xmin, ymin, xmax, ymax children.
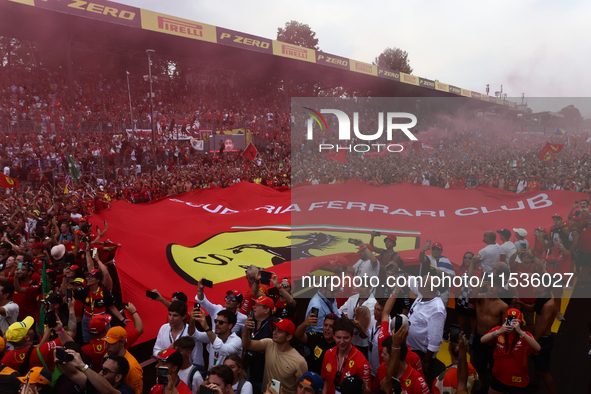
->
<box><xmin>556</xmin><ymin>312</ymin><xmax>565</xmax><ymax>321</ymax></box>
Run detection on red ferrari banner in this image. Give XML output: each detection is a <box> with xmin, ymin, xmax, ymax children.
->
<box><xmin>537</xmin><ymin>143</ymin><xmax>553</xmax><ymax>161</ymax></box>
<box><xmin>548</xmin><ymin>142</ymin><xmax>563</xmax><ymax>153</ymax></box>
<box><xmin>91</xmin><ymin>182</ymin><xmax>577</xmax><ymax>344</ymax></box>
<box><xmin>0</xmin><ymin>173</ymin><xmax>18</xmax><ymax>189</ymax></box>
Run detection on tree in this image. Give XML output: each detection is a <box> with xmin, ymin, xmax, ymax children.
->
<box><xmin>277</xmin><ymin>21</ymin><xmax>319</xmax><ymax>50</ymax></box>
<box><xmin>373</xmin><ymin>47</ymin><xmax>412</xmax><ymax>74</ymax></box>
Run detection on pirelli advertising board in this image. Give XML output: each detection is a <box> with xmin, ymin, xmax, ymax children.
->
<box><xmin>272</xmin><ymin>41</ymin><xmax>316</xmax><ymax>63</ymax></box>
<box><xmin>5</xmin><ymin>0</ymin><xmax>516</xmax><ymax>108</ymax></box>
<box><xmin>34</xmin><ymin>0</ymin><xmax>141</xmax><ymax>28</ymax></box>
<box><xmin>349</xmin><ymin>60</ymin><xmax>377</xmax><ymax>76</ymax></box>
<box><xmin>141</xmin><ymin>9</ymin><xmax>217</xmax><ymax>43</ymax></box>
<box><xmin>217</xmin><ymin>27</ymin><xmax>272</xmax><ymax>54</ymax></box>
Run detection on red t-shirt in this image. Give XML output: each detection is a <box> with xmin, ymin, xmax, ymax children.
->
<box><xmin>578</xmin><ymin>225</ymin><xmax>591</xmax><ymax>253</ymax></box>
<box><xmin>397</xmin><ymin>364</ymin><xmax>430</xmax><ymax>394</ymax></box>
<box><xmin>488</xmin><ymin>326</ymin><xmax>537</xmax><ymax>387</ymax></box>
<box><xmin>82</xmin><ymin>339</ymin><xmax>108</xmax><ymax>372</ymax></box>
<box><xmin>239</xmin><ymin>285</ymin><xmax>268</xmax><ymax>315</ymax></box>
<box><xmin>543</xmin><ymin>248</ymin><xmax>570</xmax><ymax>275</ymax></box>
<box><xmin>376</xmin><ymin>321</ymin><xmax>424</xmax><ymax>378</ymax></box>
<box><xmin>148</xmin><ymin>381</ymin><xmax>192</xmax><ymax>394</ymax></box>
<box><xmin>1</xmin><ymin>339</ymin><xmax>62</xmax><ymax>372</ymax></box>
<box><xmin>11</xmin><ymin>279</ymin><xmax>40</xmax><ymax>320</ymax></box>
<box><xmin>321</xmin><ymin>345</ymin><xmax>371</xmax><ymax>394</ymax></box>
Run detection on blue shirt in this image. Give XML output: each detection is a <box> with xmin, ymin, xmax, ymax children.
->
<box><xmin>305</xmin><ymin>291</ymin><xmax>340</xmax><ymax>333</ymax></box>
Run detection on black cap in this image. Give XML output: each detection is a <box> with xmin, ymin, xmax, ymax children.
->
<box><xmin>0</xmin><ymin>241</ymin><xmax>11</xmax><ymax>249</ymax></box>
<box><xmin>171</xmin><ymin>292</ymin><xmax>188</xmax><ymax>303</ymax></box>
<box><xmin>496</xmin><ymin>229</ymin><xmax>511</xmax><ymax>239</ymax></box>
<box><xmin>340</xmin><ymin>375</ymin><xmax>364</xmax><ymax>394</ymax></box>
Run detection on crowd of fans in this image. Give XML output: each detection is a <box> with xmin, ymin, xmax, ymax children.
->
<box><xmin>0</xmin><ymin>65</ymin><xmax>591</xmax><ymax>394</ymax></box>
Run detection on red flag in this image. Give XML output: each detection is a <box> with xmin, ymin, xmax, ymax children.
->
<box><xmin>413</xmin><ymin>141</ymin><xmax>421</xmax><ymax>154</ymax></box>
<box><xmin>548</xmin><ymin>142</ymin><xmax>563</xmax><ymax>153</ymax></box>
<box><xmin>323</xmin><ymin>150</ymin><xmax>346</xmax><ymax>164</ymax></box>
<box><xmin>91</xmin><ymin>181</ymin><xmax>578</xmax><ymax>345</ymax></box>
<box><xmin>241</xmin><ymin>142</ymin><xmax>258</xmax><ymax>161</ymax></box>
<box><xmin>537</xmin><ymin>143</ymin><xmax>554</xmax><ymax>161</ymax></box>
<box><xmin>0</xmin><ymin>173</ymin><xmax>18</xmax><ymax>189</ymax></box>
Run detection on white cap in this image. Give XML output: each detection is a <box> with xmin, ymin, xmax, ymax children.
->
<box><xmin>390</xmin><ymin>314</ymin><xmax>410</xmax><ymax>333</ymax></box>
<box><xmin>513</xmin><ymin>228</ymin><xmax>527</xmax><ymax>238</ymax></box>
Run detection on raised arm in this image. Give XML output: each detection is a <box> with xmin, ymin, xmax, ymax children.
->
<box><xmin>271</xmin><ymin>273</ymin><xmax>296</xmax><ymax>308</ymax></box>
<box><xmin>295</xmin><ymin>313</ymin><xmax>318</xmax><ymax>344</ymax></box>
<box><xmin>242</xmin><ymin>317</ymin><xmax>267</xmax><ymax>353</ymax></box>
<box><xmin>125</xmin><ymin>302</ymin><xmax>143</xmax><ymax>336</ymax></box>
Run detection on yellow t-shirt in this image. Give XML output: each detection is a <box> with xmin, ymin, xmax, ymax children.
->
<box><xmin>123</xmin><ymin>350</ymin><xmax>143</xmax><ymax>394</ymax></box>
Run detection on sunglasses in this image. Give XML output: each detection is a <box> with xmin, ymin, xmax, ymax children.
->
<box><xmin>225</xmin><ymin>296</ymin><xmax>237</xmax><ymax>302</ymax></box>
<box><xmin>214</xmin><ymin>319</ymin><xmax>228</xmax><ymax>325</ymax></box>
<box><xmin>280</xmin><ymin>284</ymin><xmax>289</xmax><ymax>289</ymax></box>
<box><xmin>101</xmin><ymin>367</ymin><xmax>119</xmax><ymax>375</ymax></box>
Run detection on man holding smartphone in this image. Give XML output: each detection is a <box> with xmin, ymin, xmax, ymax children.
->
<box><xmin>148</xmin><ymin>349</ymin><xmax>192</xmax><ymax>394</ymax></box>
<box><xmin>195</xmin><ymin>277</ymin><xmax>246</xmax><ymax>335</ymax></box>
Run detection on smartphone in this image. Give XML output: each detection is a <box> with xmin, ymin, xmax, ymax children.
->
<box><xmin>260</xmin><ymin>271</ymin><xmax>272</xmax><ymax>286</ymax></box>
<box><xmin>391</xmin><ymin>377</ymin><xmax>402</xmax><ymax>394</ymax></box>
<box><xmin>348</xmin><ymin>238</ymin><xmax>357</xmax><ymax>244</ymax></box>
<box><xmin>56</xmin><ymin>347</ymin><xmax>74</xmax><ymax>363</ymax></box>
<box><xmin>146</xmin><ymin>290</ymin><xmax>158</xmax><ymax>300</ymax></box>
<box><xmin>310</xmin><ymin>307</ymin><xmax>319</xmax><ymax>317</ymax></box>
<box><xmin>249</xmin><ymin>310</ymin><xmax>255</xmax><ymax>320</ymax></box>
<box><xmin>92</xmin><ymin>248</ymin><xmax>98</xmax><ymax>259</ymax></box>
<box><xmin>121</xmin><ymin>302</ymin><xmax>128</xmax><ymax>308</ymax></box>
<box><xmin>426</xmin><ymin>239</ymin><xmax>431</xmax><ymax>246</ymax></box>
<box><xmin>270</xmin><ymin>379</ymin><xmax>281</xmax><ymax>393</ymax></box>
<box><xmin>506</xmin><ymin>315</ymin><xmax>515</xmax><ymax>327</ymax></box>
<box><xmin>17</xmin><ymin>262</ymin><xmax>22</xmax><ymax>271</ymax></box>
<box><xmin>66</xmin><ymin>289</ymin><xmax>72</xmax><ymax>301</ymax></box>
<box><xmin>45</xmin><ymin>311</ymin><xmax>57</xmax><ymax>329</ymax></box>
<box><xmin>157</xmin><ymin>366</ymin><xmax>169</xmax><ymax>385</ymax></box>
<box><xmin>199</xmin><ymin>386</ymin><xmax>215</xmax><ymax>394</ymax></box>
<box><xmin>449</xmin><ymin>324</ymin><xmax>461</xmax><ymax>343</ymax></box>
<box><xmin>553</xmin><ymin>233</ymin><xmax>560</xmax><ymax>242</ymax></box>
<box><xmin>201</xmin><ymin>278</ymin><xmax>213</xmax><ymax>288</ymax></box>
<box><xmin>194</xmin><ymin>302</ymin><xmax>201</xmax><ymax>311</ymax></box>
<box><xmin>374</xmin><ymin>231</ymin><xmax>381</xmax><ymax>236</ymax></box>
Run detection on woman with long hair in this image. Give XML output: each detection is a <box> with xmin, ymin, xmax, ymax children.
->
<box><xmin>223</xmin><ymin>354</ymin><xmax>253</xmax><ymax>394</ymax></box>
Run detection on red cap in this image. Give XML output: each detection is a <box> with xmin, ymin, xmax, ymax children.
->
<box><xmin>76</xmin><ymin>217</ymin><xmax>88</xmax><ymax>224</ymax></box>
<box><xmin>280</xmin><ymin>277</ymin><xmax>292</xmax><ymax>288</ymax></box>
<box><xmin>432</xmin><ymin>242</ymin><xmax>444</xmax><ymax>250</ymax></box>
<box><xmin>254</xmin><ymin>296</ymin><xmax>276</xmax><ymax>312</ymax></box>
<box><xmin>506</xmin><ymin>308</ymin><xmax>522</xmax><ymax>322</ymax></box>
<box><xmin>271</xmin><ymin>318</ymin><xmax>295</xmax><ymax>336</ymax></box>
<box><xmin>89</xmin><ymin>314</ymin><xmax>112</xmax><ymax>334</ymax></box>
<box><xmin>357</xmin><ymin>244</ymin><xmax>373</xmax><ymax>252</ymax></box>
<box><xmin>31</xmin><ymin>242</ymin><xmax>45</xmax><ymax>250</ymax></box>
<box><xmin>385</xmin><ymin>234</ymin><xmax>397</xmax><ymax>243</ymax></box>
<box><xmin>331</xmin><ymin>256</ymin><xmax>349</xmax><ymax>267</ymax></box>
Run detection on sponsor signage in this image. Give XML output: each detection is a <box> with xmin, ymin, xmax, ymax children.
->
<box><xmin>449</xmin><ymin>85</ymin><xmax>461</xmax><ymax>95</ymax></box>
<box><xmin>461</xmin><ymin>88</ymin><xmax>472</xmax><ymax>97</ymax></box>
<box><xmin>377</xmin><ymin>67</ymin><xmax>400</xmax><ymax>82</ymax></box>
<box><xmin>34</xmin><ymin>0</ymin><xmax>141</xmax><ymax>27</ymax></box>
<box><xmin>349</xmin><ymin>60</ymin><xmax>377</xmax><ymax>76</ymax></box>
<box><xmin>9</xmin><ymin>0</ymin><xmax>34</xmax><ymax>6</ymax></box>
<box><xmin>400</xmin><ymin>72</ymin><xmax>419</xmax><ymax>86</ymax></box>
<box><xmin>435</xmin><ymin>82</ymin><xmax>449</xmax><ymax>92</ymax></box>
<box><xmin>480</xmin><ymin>95</ymin><xmax>489</xmax><ymax>102</ymax></box>
<box><xmin>217</xmin><ymin>27</ymin><xmax>272</xmax><ymax>54</ymax></box>
<box><xmin>272</xmin><ymin>41</ymin><xmax>316</xmax><ymax>63</ymax></box>
<box><xmin>316</xmin><ymin>52</ymin><xmax>349</xmax><ymax>70</ymax></box>
<box><xmin>419</xmin><ymin>77</ymin><xmax>435</xmax><ymax>89</ymax></box>
<box><xmin>471</xmin><ymin>91</ymin><xmax>481</xmax><ymax>99</ymax></box>
<box><xmin>141</xmin><ymin>9</ymin><xmax>217</xmax><ymax>43</ymax></box>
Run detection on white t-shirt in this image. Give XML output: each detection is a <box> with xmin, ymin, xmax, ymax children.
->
<box><xmin>353</xmin><ymin>259</ymin><xmax>380</xmax><ymax>281</ymax></box>
<box><xmin>477</xmin><ymin>244</ymin><xmax>501</xmax><ymax>273</ymax></box>
<box><xmin>178</xmin><ymin>365</ymin><xmax>203</xmax><ymax>394</ymax></box>
<box><xmin>499</xmin><ymin>241</ymin><xmax>517</xmax><ymax>265</ymax></box>
<box><xmin>232</xmin><ymin>379</ymin><xmax>253</xmax><ymax>394</ymax></box>
<box><xmin>0</xmin><ymin>301</ymin><xmax>19</xmax><ymax>333</ymax></box>
<box><xmin>338</xmin><ymin>294</ymin><xmax>377</xmax><ymax>348</ymax></box>
<box><xmin>407</xmin><ymin>297</ymin><xmax>446</xmax><ymax>355</ymax></box>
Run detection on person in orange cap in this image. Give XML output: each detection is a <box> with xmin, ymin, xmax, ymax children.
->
<box><xmin>103</xmin><ymin>326</ymin><xmax>143</xmax><ymax>394</ymax></box>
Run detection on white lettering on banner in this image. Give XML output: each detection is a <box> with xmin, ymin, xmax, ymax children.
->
<box><xmin>455</xmin><ymin>207</ymin><xmax>479</xmax><ymax>216</ymax></box>
<box><xmin>167</xmin><ymin>194</ymin><xmax>552</xmax><ymax>218</ymax></box>
<box><xmin>327</xmin><ymin>201</ymin><xmax>346</xmax><ymax>209</ymax></box>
